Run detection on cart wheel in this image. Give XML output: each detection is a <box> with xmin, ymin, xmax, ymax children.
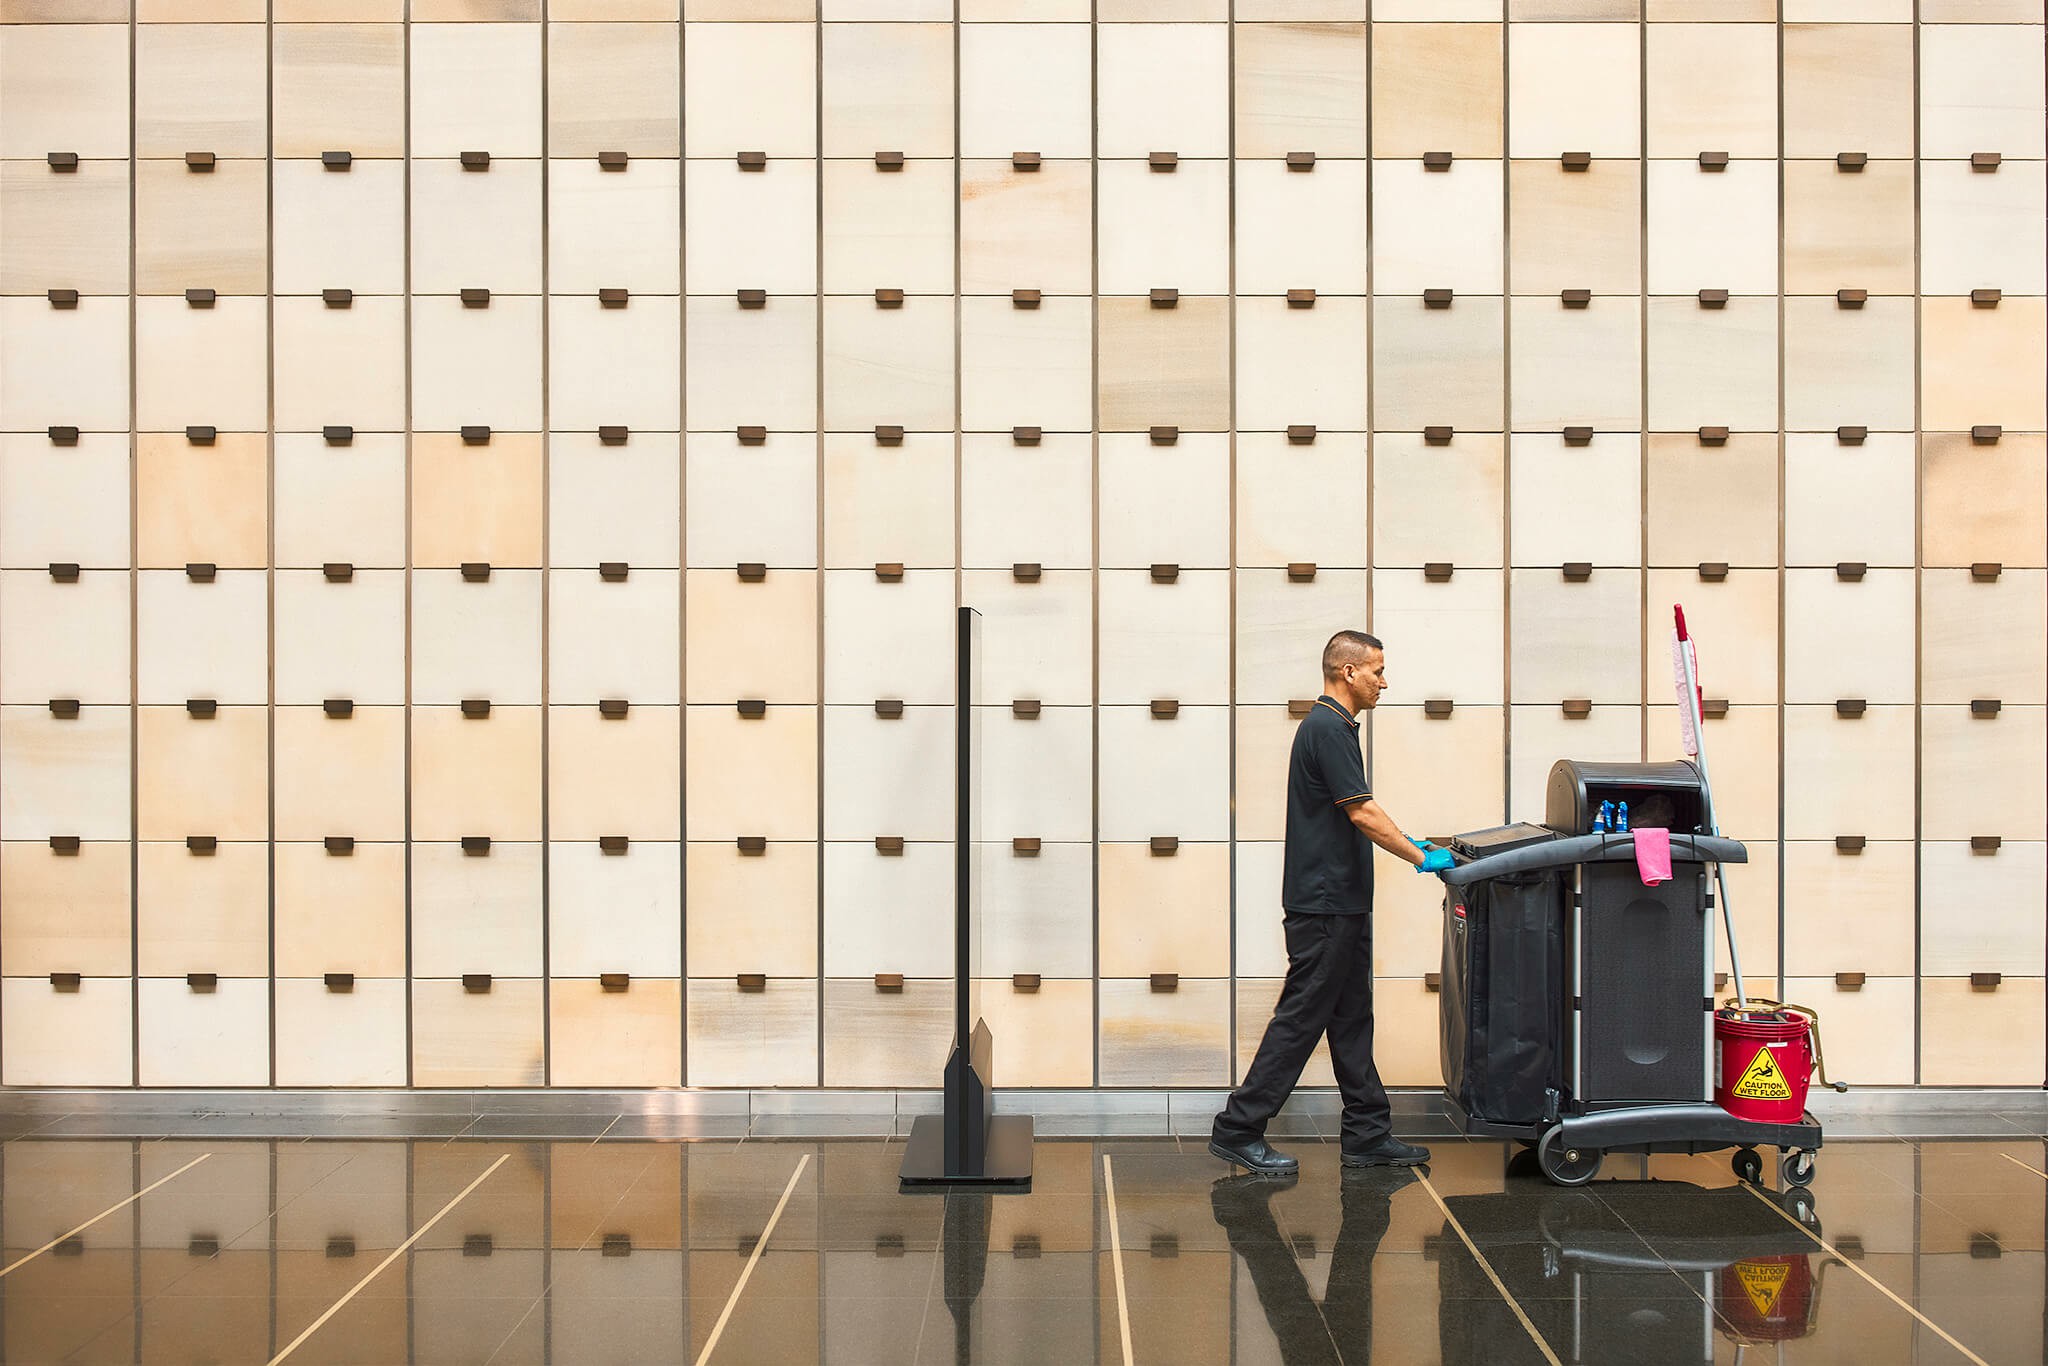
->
<box><xmin>1783</xmin><ymin>1186</ymin><xmax>1819</xmax><ymax>1228</ymax></box>
<box><xmin>1780</xmin><ymin>1149</ymin><xmax>1816</xmax><ymax>1188</ymax></box>
<box><xmin>1536</xmin><ymin>1128</ymin><xmax>1603</xmax><ymax>1187</ymax></box>
<box><xmin>1732</xmin><ymin>1147</ymin><xmax>1764</xmax><ymax>1184</ymax></box>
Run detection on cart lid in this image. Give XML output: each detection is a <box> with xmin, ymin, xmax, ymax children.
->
<box><xmin>1448</xmin><ymin>822</ymin><xmax>1559</xmax><ymax>860</ymax></box>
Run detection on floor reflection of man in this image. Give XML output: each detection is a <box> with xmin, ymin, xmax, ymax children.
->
<box><xmin>1210</xmin><ymin>1166</ymin><xmax>1415</xmax><ymax>1365</ymax></box>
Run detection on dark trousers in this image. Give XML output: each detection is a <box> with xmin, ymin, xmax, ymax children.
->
<box><xmin>1214</xmin><ymin>910</ymin><xmax>1391</xmax><ymax>1153</ymax></box>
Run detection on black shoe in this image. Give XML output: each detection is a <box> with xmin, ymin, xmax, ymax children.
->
<box><xmin>1340</xmin><ymin>1163</ymin><xmax>1418</xmax><ymax>1194</ymax></box>
<box><xmin>1341</xmin><ymin>1137</ymin><xmax>1431</xmax><ymax>1168</ymax></box>
<box><xmin>1211</xmin><ymin>1169</ymin><xmax>1298</xmax><ymax>1207</ymax></box>
<box><xmin>1208</xmin><ymin>1136</ymin><xmax>1300</xmax><ymax>1174</ymax></box>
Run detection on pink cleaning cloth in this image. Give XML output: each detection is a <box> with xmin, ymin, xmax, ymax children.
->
<box><xmin>1634</xmin><ymin>827</ymin><xmax>1672</xmax><ymax>886</ymax></box>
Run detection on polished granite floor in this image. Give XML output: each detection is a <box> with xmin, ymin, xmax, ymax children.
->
<box><xmin>0</xmin><ymin>1128</ymin><xmax>2040</xmax><ymax>1364</ymax></box>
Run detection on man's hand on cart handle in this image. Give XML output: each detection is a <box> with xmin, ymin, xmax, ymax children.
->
<box><xmin>1416</xmin><ymin>848</ymin><xmax>1455</xmax><ymax>875</ymax></box>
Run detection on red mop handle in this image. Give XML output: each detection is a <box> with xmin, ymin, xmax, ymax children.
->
<box><xmin>1674</xmin><ymin>605</ymin><xmax>1703</xmax><ymax>714</ymax></box>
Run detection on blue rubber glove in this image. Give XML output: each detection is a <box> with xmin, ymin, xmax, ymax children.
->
<box><xmin>1416</xmin><ymin>847</ymin><xmax>1455</xmax><ymax>874</ymax></box>
<box><xmin>1409</xmin><ymin>836</ymin><xmax>1435</xmax><ymax>851</ymax></box>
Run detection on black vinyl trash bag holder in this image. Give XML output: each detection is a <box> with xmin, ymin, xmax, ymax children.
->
<box><xmin>1440</xmin><ymin>865</ymin><xmax>1567</xmax><ymax>1129</ymax></box>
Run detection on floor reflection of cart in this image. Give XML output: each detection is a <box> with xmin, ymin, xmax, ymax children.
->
<box><xmin>1436</xmin><ymin>1179</ymin><xmax>1827</xmax><ymax>1365</ymax></box>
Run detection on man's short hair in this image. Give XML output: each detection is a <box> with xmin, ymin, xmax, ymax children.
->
<box><xmin>1322</xmin><ymin>630</ymin><xmax>1383</xmax><ymax>681</ymax></box>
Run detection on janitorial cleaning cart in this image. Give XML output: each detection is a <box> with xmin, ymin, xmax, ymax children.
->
<box><xmin>1434</xmin><ymin>607</ymin><xmax>1840</xmax><ymax>1187</ymax></box>
<box><xmin>1437</xmin><ymin>1181</ymin><xmax>1828</xmax><ymax>1362</ymax></box>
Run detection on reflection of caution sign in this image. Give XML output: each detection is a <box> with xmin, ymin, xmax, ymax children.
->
<box><xmin>1735</xmin><ymin>1259</ymin><xmax>1790</xmax><ymax>1317</ymax></box>
<box><xmin>1732</xmin><ymin>1047</ymin><xmax>1793</xmax><ymax>1100</ymax></box>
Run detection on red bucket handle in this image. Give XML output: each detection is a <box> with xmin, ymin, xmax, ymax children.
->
<box><xmin>1722</xmin><ymin>998</ymin><xmax>1845</xmax><ymax>1093</ymax></box>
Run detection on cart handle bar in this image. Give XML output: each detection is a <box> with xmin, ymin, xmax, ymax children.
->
<box><xmin>1440</xmin><ymin>831</ymin><xmax>1748</xmax><ymax>887</ymax></box>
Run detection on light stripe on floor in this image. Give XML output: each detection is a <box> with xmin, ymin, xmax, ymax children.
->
<box><xmin>2000</xmin><ymin>1152</ymin><xmax>2048</xmax><ymax>1181</ymax></box>
<box><xmin>0</xmin><ymin>1152</ymin><xmax>211</xmax><ymax>1280</ymax></box>
<box><xmin>1102</xmin><ymin>1154</ymin><xmax>1134</xmax><ymax>1366</ymax></box>
<box><xmin>268</xmin><ymin>1152</ymin><xmax>510</xmax><ymax>1366</ymax></box>
<box><xmin>694</xmin><ymin>1151</ymin><xmax>811</xmax><ymax>1366</ymax></box>
<box><xmin>1742</xmin><ymin>1182</ymin><xmax>1990</xmax><ymax>1366</ymax></box>
<box><xmin>1415</xmin><ymin>1171</ymin><xmax>1563</xmax><ymax>1366</ymax></box>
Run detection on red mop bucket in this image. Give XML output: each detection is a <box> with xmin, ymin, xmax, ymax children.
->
<box><xmin>1715</xmin><ymin>1254</ymin><xmax>1818</xmax><ymax>1344</ymax></box>
<box><xmin>1713</xmin><ymin>1002</ymin><xmax>1816</xmax><ymax>1124</ymax></box>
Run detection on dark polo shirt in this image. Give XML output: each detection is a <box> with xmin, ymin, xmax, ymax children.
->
<box><xmin>1280</xmin><ymin>695</ymin><xmax>1374</xmax><ymax>915</ymax></box>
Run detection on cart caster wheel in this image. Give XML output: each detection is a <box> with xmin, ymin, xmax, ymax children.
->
<box><xmin>1732</xmin><ymin>1147</ymin><xmax>1763</xmax><ymax>1184</ymax></box>
<box><xmin>1783</xmin><ymin>1187</ymin><xmax>1819</xmax><ymax>1227</ymax></box>
<box><xmin>1537</xmin><ymin>1128</ymin><xmax>1603</xmax><ymax>1187</ymax></box>
<box><xmin>1780</xmin><ymin>1149</ymin><xmax>1816</xmax><ymax>1188</ymax></box>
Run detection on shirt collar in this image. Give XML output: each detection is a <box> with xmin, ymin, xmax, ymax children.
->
<box><xmin>1315</xmin><ymin>694</ymin><xmax>1359</xmax><ymax>729</ymax></box>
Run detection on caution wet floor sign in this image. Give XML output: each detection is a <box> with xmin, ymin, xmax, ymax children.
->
<box><xmin>1734</xmin><ymin>1259</ymin><xmax>1791</xmax><ymax>1318</ymax></box>
<box><xmin>1732</xmin><ymin>1046</ymin><xmax>1794</xmax><ymax>1101</ymax></box>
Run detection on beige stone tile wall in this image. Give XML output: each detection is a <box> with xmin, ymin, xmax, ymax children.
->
<box><xmin>0</xmin><ymin>3</ymin><xmax>2042</xmax><ymax>1088</ymax></box>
